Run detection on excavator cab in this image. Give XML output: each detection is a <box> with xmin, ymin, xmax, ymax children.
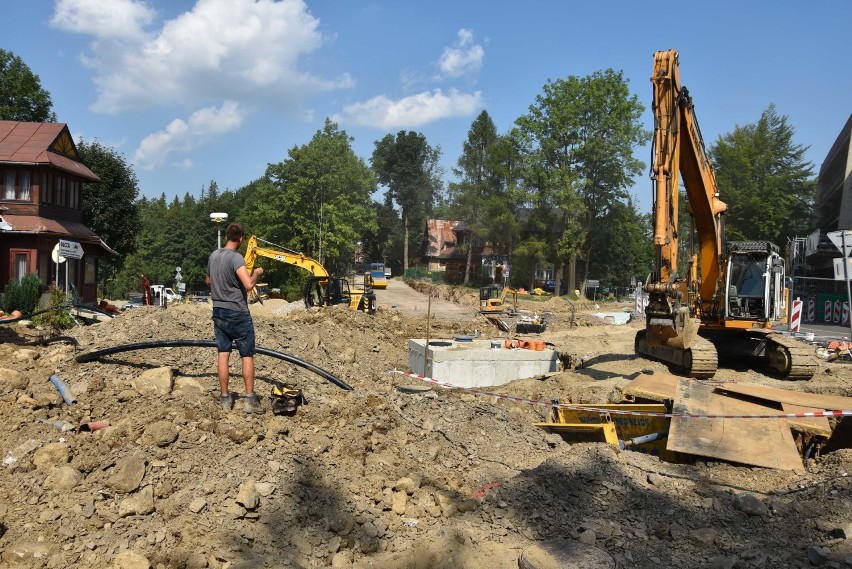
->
<box><xmin>724</xmin><ymin>242</ymin><xmax>786</xmax><ymax>323</ymax></box>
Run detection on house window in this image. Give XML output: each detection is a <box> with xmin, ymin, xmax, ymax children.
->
<box><xmin>535</xmin><ymin>264</ymin><xmax>554</xmax><ymax>281</ymax></box>
<box><xmin>1</xmin><ymin>169</ymin><xmax>32</xmax><ymax>201</ymax></box>
<box><xmin>19</xmin><ymin>171</ymin><xmax>30</xmax><ymax>200</ymax></box>
<box><xmin>10</xmin><ymin>249</ymin><xmax>32</xmax><ymax>283</ymax></box>
<box><xmin>15</xmin><ymin>253</ymin><xmax>27</xmax><ymax>282</ymax></box>
<box><xmin>3</xmin><ymin>170</ymin><xmax>15</xmax><ymax>200</ymax></box>
<box><xmin>85</xmin><ymin>257</ymin><xmax>96</xmax><ymax>285</ymax></box>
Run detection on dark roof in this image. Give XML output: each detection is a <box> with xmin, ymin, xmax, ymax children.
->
<box><xmin>0</xmin><ymin>121</ymin><xmax>101</xmax><ymax>182</ymax></box>
<box><xmin>0</xmin><ymin>214</ymin><xmax>116</xmax><ymax>254</ymax></box>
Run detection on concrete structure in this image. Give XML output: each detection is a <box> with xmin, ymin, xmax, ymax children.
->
<box><xmin>408</xmin><ymin>338</ymin><xmax>558</xmax><ymax>388</ymax></box>
<box><xmin>804</xmin><ymin>114</ymin><xmax>852</xmax><ymax>276</ymax></box>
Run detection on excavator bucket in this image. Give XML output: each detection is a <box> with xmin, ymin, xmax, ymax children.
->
<box><xmin>667</xmin><ymin>312</ymin><xmax>698</xmax><ymax>350</ymax></box>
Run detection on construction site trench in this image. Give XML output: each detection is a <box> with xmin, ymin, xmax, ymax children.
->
<box><xmin>0</xmin><ymin>278</ymin><xmax>850</xmax><ymax>569</ymax></box>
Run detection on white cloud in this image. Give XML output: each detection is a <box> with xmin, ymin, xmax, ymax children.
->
<box><xmin>437</xmin><ymin>28</ymin><xmax>484</xmax><ymax>79</ymax></box>
<box><xmin>133</xmin><ymin>101</ymin><xmax>245</xmax><ymax>169</ymax></box>
<box><xmin>334</xmin><ymin>89</ymin><xmax>483</xmax><ymax>129</ymax></box>
<box><xmin>50</xmin><ymin>0</ymin><xmax>353</xmax><ymax>114</ymax></box>
<box><xmin>51</xmin><ymin>0</ymin><xmax>156</xmax><ymax>39</ymax></box>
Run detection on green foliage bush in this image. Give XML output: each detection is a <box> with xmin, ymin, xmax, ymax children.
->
<box><xmin>2</xmin><ymin>274</ymin><xmax>42</xmax><ymax>314</ymax></box>
<box><xmin>32</xmin><ymin>286</ymin><xmax>74</xmax><ymax>332</ymax></box>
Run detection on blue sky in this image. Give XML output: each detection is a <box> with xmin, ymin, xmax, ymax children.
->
<box><xmin>3</xmin><ymin>0</ymin><xmax>850</xmax><ymax>214</ymax></box>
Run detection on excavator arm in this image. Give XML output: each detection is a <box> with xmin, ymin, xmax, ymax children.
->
<box><xmin>650</xmin><ymin>49</ymin><xmax>727</xmax><ymax>311</ymax></box>
<box><xmin>244</xmin><ymin>236</ymin><xmax>329</xmax><ymax>279</ymax></box>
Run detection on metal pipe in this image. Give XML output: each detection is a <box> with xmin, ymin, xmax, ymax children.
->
<box><xmin>619</xmin><ymin>431</ymin><xmax>666</xmax><ymax>450</ymax></box>
<box><xmin>49</xmin><ymin>374</ymin><xmax>77</xmax><ymax>405</ymax></box>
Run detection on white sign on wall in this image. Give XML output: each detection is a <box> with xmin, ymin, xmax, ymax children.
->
<box><xmin>833</xmin><ymin>257</ymin><xmax>852</xmax><ymax>281</ymax></box>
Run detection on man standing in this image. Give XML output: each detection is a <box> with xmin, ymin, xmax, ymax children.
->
<box><xmin>206</xmin><ymin>222</ymin><xmax>265</xmax><ymax>414</ymax></box>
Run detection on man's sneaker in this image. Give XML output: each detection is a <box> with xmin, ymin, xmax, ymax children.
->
<box><xmin>243</xmin><ymin>393</ymin><xmax>265</xmax><ymax>415</ymax></box>
<box><xmin>220</xmin><ymin>393</ymin><xmax>234</xmax><ymax>412</ymax></box>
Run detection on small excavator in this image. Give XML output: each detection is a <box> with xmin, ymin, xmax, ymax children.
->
<box><xmin>479</xmin><ymin>284</ymin><xmax>517</xmax><ymax>314</ymax></box>
<box><xmin>635</xmin><ymin>49</ymin><xmax>815</xmax><ymax>380</ymax></box>
<box><xmin>244</xmin><ymin>236</ymin><xmax>376</xmax><ymax>314</ymax></box>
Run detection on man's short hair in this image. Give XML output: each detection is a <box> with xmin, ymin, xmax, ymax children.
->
<box><xmin>225</xmin><ymin>223</ymin><xmax>245</xmax><ymax>242</ymax></box>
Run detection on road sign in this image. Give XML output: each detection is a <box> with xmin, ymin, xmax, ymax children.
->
<box><xmin>58</xmin><ymin>239</ymin><xmax>83</xmax><ymax>259</ymax></box>
<box><xmin>586</xmin><ymin>279</ymin><xmax>600</xmax><ymax>288</ymax></box>
<box><xmin>51</xmin><ymin>243</ymin><xmax>66</xmax><ymax>264</ymax></box>
<box><xmin>833</xmin><ymin>257</ymin><xmax>852</xmax><ymax>280</ymax></box>
<box><xmin>827</xmin><ymin>230</ymin><xmax>852</xmax><ymax>257</ymax></box>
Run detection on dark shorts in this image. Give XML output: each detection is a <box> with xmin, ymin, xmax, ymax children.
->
<box><xmin>212</xmin><ymin>307</ymin><xmax>256</xmax><ymax>357</ymax></box>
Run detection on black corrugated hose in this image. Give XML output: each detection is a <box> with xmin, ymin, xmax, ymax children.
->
<box><xmin>75</xmin><ymin>339</ymin><xmax>353</xmax><ymax>391</ymax></box>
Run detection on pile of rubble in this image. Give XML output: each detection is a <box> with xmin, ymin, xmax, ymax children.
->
<box><xmin>0</xmin><ymin>300</ymin><xmax>849</xmax><ymax>568</ymax></box>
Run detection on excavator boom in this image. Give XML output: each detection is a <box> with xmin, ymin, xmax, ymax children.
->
<box><xmin>245</xmin><ymin>236</ymin><xmax>328</xmax><ymax>278</ymax></box>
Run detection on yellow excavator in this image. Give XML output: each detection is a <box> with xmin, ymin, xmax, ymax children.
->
<box><xmin>635</xmin><ymin>49</ymin><xmax>815</xmax><ymax>380</ymax></box>
<box><xmin>479</xmin><ymin>284</ymin><xmax>517</xmax><ymax>314</ymax></box>
<box><xmin>244</xmin><ymin>236</ymin><xmax>376</xmax><ymax>314</ymax></box>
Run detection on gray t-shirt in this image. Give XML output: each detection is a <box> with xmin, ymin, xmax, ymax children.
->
<box><xmin>208</xmin><ymin>248</ymin><xmax>248</xmax><ymax>312</ymax></box>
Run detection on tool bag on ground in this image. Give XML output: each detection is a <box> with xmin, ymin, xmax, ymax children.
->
<box><xmin>271</xmin><ymin>385</ymin><xmax>307</xmax><ymax>416</ymax></box>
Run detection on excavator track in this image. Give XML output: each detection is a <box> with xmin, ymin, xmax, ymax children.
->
<box><xmin>765</xmin><ymin>333</ymin><xmax>818</xmax><ymax>380</ymax></box>
<box><xmin>635</xmin><ymin>330</ymin><xmax>719</xmax><ymax>379</ymax></box>
<box><xmin>685</xmin><ymin>337</ymin><xmax>719</xmax><ymax>379</ymax></box>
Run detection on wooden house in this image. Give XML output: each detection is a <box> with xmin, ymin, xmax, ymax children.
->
<box><xmin>0</xmin><ymin>121</ymin><xmax>111</xmax><ymax>305</ymax></box>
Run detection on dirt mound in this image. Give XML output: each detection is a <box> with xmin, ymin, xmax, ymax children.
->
<box><xmin>0</xmin><ymin>297</ymin><xmax>849</xmax><ymax>568</ymax></box>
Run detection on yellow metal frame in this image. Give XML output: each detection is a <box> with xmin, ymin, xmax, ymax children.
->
<box><xmin>535</xmin><ymin>403</ymin><xmax>675</xmax><ymax>459</ymax></box>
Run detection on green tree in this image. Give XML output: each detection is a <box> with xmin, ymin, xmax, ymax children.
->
<box><xmin>77</xmin><ymin>140</ymin><xmax>141</xmax><ymax>294</ymax></box>
<box><xmin>585</xmin><ymin>197</ymin><xmax>653</xmax><ymax>290</ymax></box>
<box><xmin>710</xmin><ymin>104</ymin><xmax>815</xmax><ymax>244</ymax></box>
<box><xmin>516</xmin><ymin>70</ymin><xmax>648</xmax><ymax>294</ymax></box>
<box><xmin>0</xmin><ymin>50</ymin><xmax>57</xmax><ymax>122</ymax></box>
<box><xmin>360</xmin><ymin>196</ymin><xmax>402</xmax><ymax>274</ymax></box>
<box><xmin>371</xmin><ymin>131</ymin><xmax>443</xmax><ymax>272</ymax></box>
<box><xmin>448</xmin><ymin>111</ymin><xmax>500</xmax><ymax>285</ymax></box>
<box><xmin>256</xmin><ymin>118</ymin><xmax>377</xmax><ymax>274</ymax></box>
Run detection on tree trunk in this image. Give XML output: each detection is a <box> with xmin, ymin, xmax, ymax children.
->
<box><xmin>554</xmin><ymin>259</ymin><xmax>563</xmax><ymax>297</ymax></box>
<box><xmin>567</xmin><ymin>254</ymin><xmax>577</xmax><ymax>295</ymax></box>
<box><xmin>403</xmin><ymin>214</ymin><xmax>409</xmax><ymax>272</ymax></box>
<box><xmin>583</xmin><ymin>244</ymin><xmax>593</xmax><ymax>298</ymax></box>
<box><xmin>463</xmin><ymin>238</ymin><xmax>473</xmax><ymax>286</ymax></box>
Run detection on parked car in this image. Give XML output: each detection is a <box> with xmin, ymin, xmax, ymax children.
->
<box><xmin>543</xmin><ymin>280</ymin><xmax>567</xmax><ymax>294</ymax></box>
<box><xmin>122</xmin><ymin>293</ymin><xmax>145</xmax><ymax>310</ymax></box>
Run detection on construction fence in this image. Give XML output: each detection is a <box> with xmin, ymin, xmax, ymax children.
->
<box><xmin>791</xmin><ymin>276</ymin><xmax>852</xmax><ymax>325</ymax></box>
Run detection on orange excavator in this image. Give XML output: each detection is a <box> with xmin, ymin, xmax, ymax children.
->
<box><xmin>634</xmin><ymin>49</ymin><xmax>815</xmax><ymax>380</ymax></box>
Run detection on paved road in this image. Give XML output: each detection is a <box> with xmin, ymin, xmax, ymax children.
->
<box><xmin>374</xmin><ymin>279</ymin><xmax>475</xmax><ymax>322</ymax></box>
<box><xmin>777</xmin><ymin>321</ymin><xmax>852</xmax><ymax>342</ymax></box>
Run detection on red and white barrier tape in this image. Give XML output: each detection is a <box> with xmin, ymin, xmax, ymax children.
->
<box><xmin>389</xmin><ymin>370</ymin><xmax>852</xmax><ymax>420</ymax></box>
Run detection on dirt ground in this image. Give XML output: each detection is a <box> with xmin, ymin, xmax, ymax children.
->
<box><xmin>0</xmin><ymin>279</ymin><xmax>850</xmax><ymax>569</ymax></box>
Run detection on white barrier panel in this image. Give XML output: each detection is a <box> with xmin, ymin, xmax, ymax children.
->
<box><xmin>790</xmin><ymin>299</ymin><xmax>802</xmax><ymax>333</ymax></box>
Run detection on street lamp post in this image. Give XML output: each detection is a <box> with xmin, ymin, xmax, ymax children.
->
<box><xmin>210</xmin><ymin>212</ymin><xmax>228</xmax><ymax>249</ymax></box>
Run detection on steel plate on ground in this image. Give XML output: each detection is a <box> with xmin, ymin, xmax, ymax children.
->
<box><xmin>668</xmin><ymin>379</ymin><xmax>804</xmax><ymax>471</ymax></box>
<box><xmin>621</xmin><ymin>372</ymin><xmax>679</xmax><ymax>402</ymax></box>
